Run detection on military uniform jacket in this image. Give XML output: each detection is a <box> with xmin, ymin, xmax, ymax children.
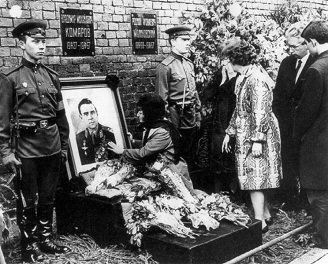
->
<box><xmin>0</xmin><ymin>58</ymin><xmax>69</xmax><ymax>158</ymax></box>
<box><xmin>76</xmin><ymin>123</ymin><xmax>116</xmax><ymax>165</ymax></box>
<box><xmin>155</xmin><ymin>52</ymin><xmax>201</xmax><ymax>129</ymax></box>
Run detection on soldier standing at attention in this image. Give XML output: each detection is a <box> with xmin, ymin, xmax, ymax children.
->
<box><xmin>155</xmin><ymin>25</ymin><xmax>201</xmax><ymax>169</ymax></box>
<box><xmin>0</xmin><ymin>20</ymin><xmax>70</xmax><ymax>262</ymax></box>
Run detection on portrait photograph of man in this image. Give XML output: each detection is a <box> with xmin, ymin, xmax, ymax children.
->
<box><xmin>62</xmin><ymin>87</ymin><xmax>125</xmax><ymax>174</ymax></box>
<box><xmin>76</xmin><ymin>98</ymin><xmax>117</xmax><ymax>165</ymax></box>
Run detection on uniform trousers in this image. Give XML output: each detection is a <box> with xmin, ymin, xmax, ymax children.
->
<box><xmin>179</xmin><ymin>126</ymin><xmax>198</xmax><ymax>169</ymax></box>
<box><xmin>14</xmin><ymin>153</ymin><xmax>61</xmax><ymax>218</ymax></box>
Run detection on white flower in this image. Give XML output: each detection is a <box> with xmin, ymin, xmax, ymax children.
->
<box><xmin>228</xmin><ymin>3</ymin><xmax>242</xmax><ymax>18</ymax></box>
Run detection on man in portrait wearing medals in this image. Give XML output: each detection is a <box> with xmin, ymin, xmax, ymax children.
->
<box><xmin>76</xmin><ymin>98</ymin><xmax>117</xmax><ymax>165</ymax></box>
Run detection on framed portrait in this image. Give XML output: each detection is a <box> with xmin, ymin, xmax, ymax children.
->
<box><xmin>60</xmin><ymin>76</ymin><xmax>131</xmax><ymax>177</ymax></box>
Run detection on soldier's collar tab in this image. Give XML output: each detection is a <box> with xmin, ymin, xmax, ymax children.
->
<box><xmin>22</xmin><ymin>57</ymin><xmax>41</xmax><ymax>70</ymax></box>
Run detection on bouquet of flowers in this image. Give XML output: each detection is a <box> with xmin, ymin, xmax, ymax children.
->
<box><xmin>86</xmin><ymin>158</ymin><xmax>251</xmax><ymax>247</ymax></box>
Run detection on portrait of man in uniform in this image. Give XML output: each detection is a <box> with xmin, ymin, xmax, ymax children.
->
<box><xmin>76</xmin><ymin>98</ymin><xmax>117</xmax><ymax>165</ymax></box>
<box><xmin>61</xmin><ymin>84</ymin><xmax>127</xmax><ymax>175</ymax></box>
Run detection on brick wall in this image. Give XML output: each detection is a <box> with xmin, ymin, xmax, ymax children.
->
<box><xmin>0</xmin><ymin>0</ymin><xmax>204</xmax><ymax>129</ymax></box>
<box><xmin>243</xmin><ymin>0</ymin><xmax>328</xmax><ymax>18</ymax></box>
<box><xmin>0</xmin><ymin>0</ymin><xmax>327</xmax><ymax>129</ymax></box>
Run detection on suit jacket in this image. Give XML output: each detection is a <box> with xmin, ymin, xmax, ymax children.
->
<box><xmin>273</xmin><ymin>54</ymin><xmax>315</xmax><ymax>128</ymax></box>
<box><xmin>294</xmin><ymin>51</ymin><xmax>328</xmax><ymax>190</ymax></box>
<box><xmin>272</xmin><ymin>55</ymin><xmax>315</xmax><ymax>183</ymax></box>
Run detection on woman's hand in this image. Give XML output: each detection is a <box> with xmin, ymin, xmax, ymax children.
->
<box><xmin>127</xmin><ymin>132</ymin><xmax>133</xmax><ymax>142</ymax></box>
<box><xmin>252</xmin><ymin>142</ymin><xmax>262</xmax><ymax>157</ymax></box>
<box><xmin>222</xmin><ymin>134</ymin><xmax>231</xmax><ymax>153</ymax></box>
<box><xmin>107</xmin><ymin>141</ymin><xmax>124</xmax><ymax>155</ymax></box>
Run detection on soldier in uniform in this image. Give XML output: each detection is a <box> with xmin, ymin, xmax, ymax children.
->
<box><xmin>0</xmin><ymin>20</ymin><xmax>70</xmax><ymax>262</ymax></box>
<box><xmin>76</xmin><ymin>98</ymin><xmax>117</xmax><ymax>165</ymax></box>
<box><xmin>155</xmin><ymin>25</ymin><xmax>201</xmax><ymax>168</ymax></box>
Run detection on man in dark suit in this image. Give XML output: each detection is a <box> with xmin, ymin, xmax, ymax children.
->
<box><xmin>294</xmin><ymin>20</ymin><xmax>328</xmax><ymax>249</ymax></box>
<box><xmin>272</xmin><ymin>22</ymin><xmax>315</xmax><ymax>209</ymax></box>
<box><xmin>76</xmin><ymin>98</ymin><xmax>117</xmax><ymax>165</ymax></box>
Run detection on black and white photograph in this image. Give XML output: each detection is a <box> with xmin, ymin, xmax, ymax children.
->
<box><xmin>62</xmin><ymin>86</ymin><xmax>125</xmax><ymax>174</ymax></box>
<box><xmin>0</xmin><ymin>1</ymin><xmax>327</xmax><ymax>264</ymax></box>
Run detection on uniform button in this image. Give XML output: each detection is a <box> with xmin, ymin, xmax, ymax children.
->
<box><xmin>25</xmin><ymin>92</ymin><xmax>28</xmax><ymax>95</ymax></box>
<box><xmin>38</xmin><ymin>82</ymin><xmax>42</xmax><ymax>85</ymax></box>
<box><xmin>41</xmin><ymin>95</ymin><xmax>45</xmax><ymax>98</ymax></box>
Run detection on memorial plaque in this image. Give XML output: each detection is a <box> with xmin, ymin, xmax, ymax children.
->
<box><xmin>60</xmin><ymin>8</ymin><xmax>95</xmax><ymax>57</ymax></box>
<box><xmin>131</xmin><ymin>12</ymin><xmax>157</xmax><ymax>55</ymax></box>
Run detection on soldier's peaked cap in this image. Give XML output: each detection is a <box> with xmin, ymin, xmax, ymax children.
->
<box><xmin>165</xmin><ymin>25</ymin><xmax>192</xmax><ymax>38</ymax></box>
<box><xmin>12</xmin><ymin>19</ymin><xmax>47</xmax><ymax>39</ymax></box>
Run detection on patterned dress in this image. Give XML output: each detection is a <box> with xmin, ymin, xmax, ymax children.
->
<box><xmin>226</xmin><ymin>65</ymin><xmax>283</xmax><ymax>190</ymax></box>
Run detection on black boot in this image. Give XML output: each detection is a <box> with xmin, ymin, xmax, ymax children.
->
<box><xmin>37</xmin><ymin>205</ymin><xmax>70</xmax><ymax>254</ymax></box>
<box><xmin>20</xmin><ymin>207</ymin><xmax>45</xmax><ymax>263</ymax></box>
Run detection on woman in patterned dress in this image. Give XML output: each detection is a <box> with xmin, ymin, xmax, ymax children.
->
<box><xmin>0</xmin><ymin>205</ymin><xmax>7</xmax><ymax>264</ymax></box>
<box><xmin>221</xmin><ymin>38</ymin><xmax>283</xmax><ymax>232</ymax></box>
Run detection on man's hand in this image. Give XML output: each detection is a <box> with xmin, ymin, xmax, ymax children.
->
<box><xmin>107</xmin><ymin>141</ymin><xmax>124</xmax><ymax>155</ymax></box>
<box><xmin>2</xmin><ymin>153</ymin><xmax>22</xmax><ymax>175</ymax></box>
<box><xmin>61</xmin><ymin>150</ymin><xmax>68</xmax><ymax>163</ymax></box>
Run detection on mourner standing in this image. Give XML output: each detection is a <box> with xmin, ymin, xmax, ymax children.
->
<box><xmin>221</xmin><ymin>38</ymin><xmax>283</xmax><ymax>233</ymax></box>
<box><xmin>0</xmin><ymin>19</ymin><xmax>70</xmax><ymax>262</ymax></box>
<box><xmin>272</xmin><ymin>22</ymin><xmax>315</xmax><ymax>209</ymax></box>
<box><xmin>76</xmin><ymin>98</ymin><xmax>117</xmax><ymax>165</ymax></box>
<box><xmin>294</xmin><ymin>20</ymin><xmax>328</xmax><ymax>249</ymax></box>
<box><xmin>155</xmin><ymin>25</ymin><xmax>201</xmax><ymax>169</ymax></box>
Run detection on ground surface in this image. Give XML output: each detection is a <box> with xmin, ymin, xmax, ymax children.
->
<box><xmin>1</xmin><ymin>201</ymin><xmax>314</xmax><ymax>264</ymax></box>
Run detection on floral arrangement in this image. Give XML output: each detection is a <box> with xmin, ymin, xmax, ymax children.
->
<box><xmin>183</xmin><ymin>0</ymin><xmax>325</xmax><ymax>101</ymax></box>
<box><xmin>85</xmin><ymin>158</ymin><xmax>250</xmax><ymax>247</ymax></box>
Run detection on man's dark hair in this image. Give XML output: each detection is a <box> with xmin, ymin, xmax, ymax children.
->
<box><xmin>137</xmin><ymin>94</ymin><xmax>165</xmax><ymax>124</ymax></box>
<box><xmin>18</xmin><ymin>35</ymin><xmax>27</xmax><ymax>42</ymax></box>
<box><xmin>301</xmin><ymin>20</ymin><xmax>328</xmax><ymax>44</ymax></box>
<box><xmin>78</xmin><ymin>98</ymin><xmax>95</xmax><ymax>115</ymax></box>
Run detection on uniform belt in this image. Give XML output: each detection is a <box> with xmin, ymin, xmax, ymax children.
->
<box><xmin>18</xmin><ymin>118</ymin><xmax>56</xmax><ymax>129</ymax></box>
<box><xmin>168</xmin><ymin>100</ymin><xmax>193</xmax><ymax>106</ymax></box>
<box><xmin>36</xmin><ymin>118</ymin><xmax>56</xmax><ymax>128</ymax></box>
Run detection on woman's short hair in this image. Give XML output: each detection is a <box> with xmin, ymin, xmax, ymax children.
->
<box><xmin>137</xmin><ymin>94</ymin><xmax>165</xmax><ymax>124</ymax></box>
<box><xmin>221</xmin><ymin>37</ymin><xmax>257</xmax><ymax>66</ymax></box>
<box><xmin>301</xmin><ymin>20</ymin><xmax>328</xmax><ymax>44</ymax></box>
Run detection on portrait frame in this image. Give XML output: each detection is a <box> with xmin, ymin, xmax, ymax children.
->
<box><xmin>60</xmin><ymin>76</ymin><xmax>131</xmax><ymax>178</ymax></box>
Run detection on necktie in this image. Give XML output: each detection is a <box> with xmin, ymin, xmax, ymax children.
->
<box><xmin>295</xmin><ymin>60</ymin><xmax>302</xmax><ymax>83</ymax></box>
<box><xmin>296</xmin><ymin>60</ymin><xmax>302</xmax><ymax>72</ymax></box>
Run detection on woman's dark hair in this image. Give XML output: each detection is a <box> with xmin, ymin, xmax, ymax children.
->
<box><xmin>138</xmin><ymin>93</ymin><xmax>182</xmax><ymax>161</ymax></box>
<box><xmin>221</xmin><ymin>37</ymin><xmax>257</xmax><ymax>66</ymax></box>
<box><xmin>137</xmin><ymin>93</ymin><xmax>166</xmax><ymax>125</ymax></box>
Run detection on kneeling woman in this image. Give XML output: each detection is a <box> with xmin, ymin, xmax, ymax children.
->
<box><xmin>108</xmin><ymin>93</ymin><xmax>193</xmax><ymax>191</ymax></box>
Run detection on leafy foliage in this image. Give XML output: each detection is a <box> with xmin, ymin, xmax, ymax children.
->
<box><xmin>183</xmin><ymin>0</ymin><xmax>325</xmax><ymax>97</ymax></box>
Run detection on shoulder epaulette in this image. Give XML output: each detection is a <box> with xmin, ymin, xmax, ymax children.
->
<box><xmin>42</xmin><ymin>64</ymin><xmax>58</xmax><ymax>76</ymax></box>
<box><xmin>161</xmin><ymin>56</ymin><xmax>175</xmax><ymax>66</ymax></box>
<box><xmin>102</xmin><ymin>126</ymin><xmax>114</xmax><ymax>133</ymax></box>
<box><xmin>1</xmin><ymin>65</ymin><xmax>23</xmax><ymax>76</ymax></box>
